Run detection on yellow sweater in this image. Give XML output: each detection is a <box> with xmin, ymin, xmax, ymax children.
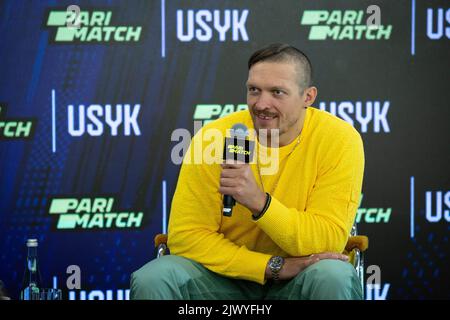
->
<box><xmin>167</xmin><ymin>107</ymin><xmax>365</xmax><ymax>284</ymax></box>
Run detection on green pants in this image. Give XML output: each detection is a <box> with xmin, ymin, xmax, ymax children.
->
<box><xmin>130</xmin><ymin>255</ymin><xmax>363</xmax><ymax>300</ymax></box>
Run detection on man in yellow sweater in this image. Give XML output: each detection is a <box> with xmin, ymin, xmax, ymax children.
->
<box><xmin>131</xmin><ymin>44</ymin><xmax>365</xmax><ymax>299</ymax></box>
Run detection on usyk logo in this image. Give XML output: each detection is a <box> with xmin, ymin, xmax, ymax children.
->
<box><xmin>425</xmin><ymin>190</ymin><xmax>450</xmax><ymax>223</ymax></box>
<box><xmin>411</xmin><ymin>177</ymin><xmax>449</xmax><ymax>231</ymax></box>
<box><xmin>48</xmin><ymin>197</ymin><xmax>144</xmax><ymax>230</ymax></box>
<box><xmin>0</xmin><ymin>103</ymin><xmax>36</xmax><ymax>139</ymax></box>
<box><xmin>45</xmin><ymin>8</ymin><xmax>142</xmax><ymax>43</ymax></box>
<box><xmin>177</xmin><ymin>9</ymin><xmax>249</xmax><ymax>42</ymax></box>
<box><xmin>318</xmin><ymin>100</ymin><xmax>390</xmax><ymax>133</ymax></box>
<box><xmin>69</xmin><ymin>289</ymin><xmax>130</xmax><ymax>300</ymax></box>
<box><xmin>300</xmin><ymin>9</ymin><xmax>392</xmax><ymax>40</ymax></box>
<box><xmin>68</xmin><ymin>104</ymin><xmax>141</xmax><ymax>137</ymax></box>
<box><xmin>426</xmin><ymin>7</ymin><xmax>450</xmax><ymax>40</ymax></box>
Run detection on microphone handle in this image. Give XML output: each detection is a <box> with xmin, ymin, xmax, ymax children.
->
<box><xmin>222</xmin><ymin>195</ymin><xmax>236</xmax><ymax>217</ymax></box>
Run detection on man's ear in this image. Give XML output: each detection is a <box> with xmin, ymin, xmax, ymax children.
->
<box><xmin>304</xmin><ymin>86</ymin><xmax>318</xmax><ymax>106</ymax></box>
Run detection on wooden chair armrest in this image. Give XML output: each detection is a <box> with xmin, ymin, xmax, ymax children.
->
<box><xmin>345</xmin><ymin>235</ymin><xmax>369</xmax><ymax>252</ymax></box>
<box><xmin>154</xmin><ymin>233</ymin><xmax>168</xmax><ymax>248</ymax></box>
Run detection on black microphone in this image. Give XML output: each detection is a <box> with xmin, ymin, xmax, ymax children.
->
<box><xmin>222</xmin><ymin>124</ymin><xmax>255</xmax><ymax>217</ymax></box>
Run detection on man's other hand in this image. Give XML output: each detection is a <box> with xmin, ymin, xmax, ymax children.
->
<box><xmin>265</xmin><ymin>253</ymin><xmax>350</xmax><ymax>281</ymax></box>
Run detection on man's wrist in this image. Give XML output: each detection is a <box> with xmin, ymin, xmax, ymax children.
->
<box><xmin>267</xmin><ymin>256</ymin><xmax>285</xmax><ymax>281</ymax></box>
<box><xmin>252</xmin><ymin>193</ymin><xmax>271</xmax><ymax>220</ymax></box>
<box><xmin>249</xmin><ymin>191</ymin><xmax>268</xmax><ymax>216</ymax></box>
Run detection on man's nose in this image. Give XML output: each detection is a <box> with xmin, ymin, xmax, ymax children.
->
<box><xmin>252</xmin><ymin>92</ymin><xmax>272</xmax><ymax>111</ymax></box>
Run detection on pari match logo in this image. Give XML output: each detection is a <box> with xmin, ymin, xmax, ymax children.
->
<box><xmin>300</xmin><ymin>6</ymin><xmax>393</xmax><ymax>40</ymax></box>
<box><xmin>48</xmin><ymin>196</ymin><xmax>145</xmax><ymax>230</ymax></box>
<box><xmin>356</xmin><ymin>194</ymin><xmax>392</xmax><ymax>224</ymax></box>
<box><xmin>45</xmin><ymin>6</ymin><xmax>143</xmax><ymax>43</ymax></box>
<box><xmin>0</xmin><ymin>103</ymin><xmax>36</xmax><ymax>140</ymax></box>
<box><xmin>193</xmin><ymin>104</ymin><xmax>248</xmax><ymax>126</ymax></box>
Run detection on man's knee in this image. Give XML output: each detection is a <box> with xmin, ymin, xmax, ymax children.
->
<box><xmin>304</xmin><ymin>259</ymin><xmax>356</xmax><ymax>285</ymax></box>
<box><xmin>296</xmin><ymin>259</ymin><xmax>362</xmax><ymax>299</ymax></box>
<box><xmin>130</xmin><ymin>255</ymin><xmax>196</xmax><ymax>299</ymax></box>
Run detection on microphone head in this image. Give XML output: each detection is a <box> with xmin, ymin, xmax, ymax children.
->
<box><xmin>230</xmin><ymin>123</ymin><xmax>249</xmax><ymax>139</ymax></box>
<box><xmin>224</xmin><ymin>123</ymin><xmax>254</xmax><ymax>163</ymax></box>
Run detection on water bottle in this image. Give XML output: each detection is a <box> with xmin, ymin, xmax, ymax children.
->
<box><xmin>20</xmin><ymin>239</ymin><xmax>43</xmax><ymax>300</ymax></box>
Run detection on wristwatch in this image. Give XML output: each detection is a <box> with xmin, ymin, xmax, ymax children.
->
<box><xmin>268</xmin><ymin>256</ymin><xmax>285</xmax><ymax>281</ymax></box>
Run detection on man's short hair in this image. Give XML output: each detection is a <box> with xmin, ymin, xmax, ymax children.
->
<box><xmin>248</xmin><ymin>43</ymin><xmax>313</xmax><ymax>92</ymax></box>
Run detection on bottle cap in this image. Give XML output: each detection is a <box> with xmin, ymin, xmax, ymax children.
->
<box><xmin>26</xmin><ymin>239</ymin><xmax>38</xmax><ymax>247</ymax></box>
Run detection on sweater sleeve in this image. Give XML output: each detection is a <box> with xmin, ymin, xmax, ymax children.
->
<box><xmin>167</xmin><ymin>131</ymin><xmax>271</xmax><ymax>284</ymax></box>
<box><xmin>254</xmin><ymin>131</ymin><xmax>365</xmax><ymax>256</ymax></box>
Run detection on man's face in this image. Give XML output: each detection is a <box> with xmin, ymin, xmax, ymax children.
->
<box><xmin>246</xmin><ymin>60</ymin><xmax>307</xmax><ymax>145</ymax></box>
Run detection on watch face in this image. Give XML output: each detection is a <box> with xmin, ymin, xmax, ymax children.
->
<box><xmin>270</xmin><ymin>256</ymin><xmax>284</xmax><ymax>270</ymax></box>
